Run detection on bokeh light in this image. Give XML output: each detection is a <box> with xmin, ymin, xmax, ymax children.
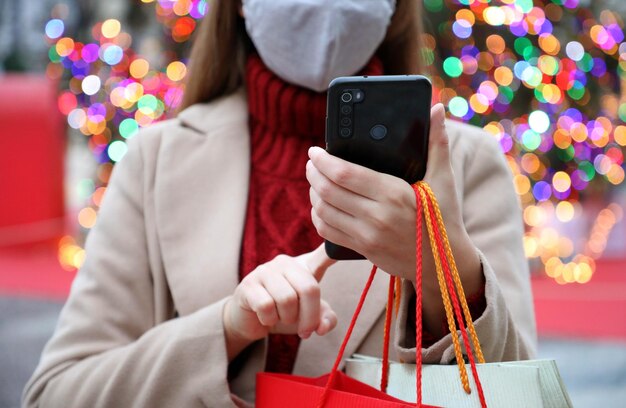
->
<box><xmin>45</xmin><ymin>19</ymin><xmax>64</xmax><ymax>39</ymax></box>
<box><xmin>431</xmin><ymin>0</ymin><xmax>626</xmax><ymax>284</ymax></box>
<box><xmin>46</xmin><ymin>0</ymin><xmax>626</xmax><ymax>284</ymax></box>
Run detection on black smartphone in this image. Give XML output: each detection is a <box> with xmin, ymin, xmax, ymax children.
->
<box><xmin>324</xmin><ymin>75</ymin><xmax>432</xmax><ymax>260</ymax></box>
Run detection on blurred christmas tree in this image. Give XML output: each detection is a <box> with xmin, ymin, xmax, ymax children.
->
<box><xmin>419</xmin><ymin>0</ymin><xmax>626</xmax><ymax>283</ymax></box>
<box><xmin>45</xmin><ymin>0</ymin><xmax>625</xmax><ymax>284</ymax></box>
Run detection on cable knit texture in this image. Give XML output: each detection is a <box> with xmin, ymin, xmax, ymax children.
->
<box><xmin>240</xmin><ymin>54</ymin><xmax>383</xmax><ymax>373</ymax></box>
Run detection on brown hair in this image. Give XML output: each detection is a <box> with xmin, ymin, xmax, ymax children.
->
<box><xmin>179</xmin><ymin>0</ymin><xmax>425</xmax><ymax>111</ymax></box>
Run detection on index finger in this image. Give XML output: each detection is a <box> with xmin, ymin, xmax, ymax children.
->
<box><xmin>308</xmin><ymin>146</ymin><xmax>386</xmax><ymax>200</ymax></box>
<box><xmin>299</xmin><ymin>243</ymin><xmax>336</xmax><ymax>281</ymax></box>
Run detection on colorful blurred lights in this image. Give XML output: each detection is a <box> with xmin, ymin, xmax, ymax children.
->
<box><xmin>44</xmin><ymin>0</ymin><xmax>625</xmax><ymax>283</ymax></box>
<box><xmin>533</xmin><ymin>180</ymin><xmax>552</xmax><ymax>201</ymax></box>
<box><xmin>55</xmin><ymin>37</ymin><xmax>74</xmax><ymax>57</ymax></box>
<box><xmin>78</xmin><ymin>207</ymin><xmax>97</xmax><ymax>229</ymax></box>
<box><xmin>67</xmin><ymin>109</ymin><xmax>86</xmax><ymax>129</ymax></box>
<box><xmin>130</xmin><ymin>59</ymin><xmax>150</xmax><ymax>79</ymax></box>
<box><xmin>443</xmin><ymin>57</ymin><xmax>463</xmax><ymax>78</ymax></box>
<box><xmin>555</xmin><ymin>201</ymin><xmax>575</xmax><ymax>222</ymax></box>
<box><xmin>45</xmin><ymin>19</ymin><xmax>64</xmax><ymax>39</ymax></box>
<box><xmin>522</xmin><ymin>129</ymin><xmax>542</xmax><ymax>150</ymax></box>
<box><xmin>81</xmin><ymin>44</ymin><xmax>100</xmax><ymax>63</ymax></box>
<box><xmin>101</xmin><ymin>19</ymin><xmax>122</xmax><ymax>39</ymax></box>
<box><xmin>108</xmin><ymin>141</ymin><xmax>128</xmax><ymax>162</ymax></box>
<box><xmin>528</xmin><ymin>110</ymin><xmax>550</xmax><ymax>133</ymax></box>
<box><xmin>101</xmin><ymin>44</ymin><xmax>124</xmax><ymax>65</ymax></box>
<box><xmin>453</xmin><ymin>20</ymin><xmax>473</xmax><ymax>39</ymax></box>
<box><xmin>483</xmin><ymin>7</ymin><xmax>506</xmax><ymax>26</ymax></box>
<box><xmin>494</xmin><ymin>66</ymin><xmax>513</xmax><ymax>86</ymax></box>
<box><xmin>119</xmin><ymin>118</ymin><xmax>139</xmax><ymax>139</ymax></box>
<box><xmin>57</xmin><ymin>92</ymin><xmax>77</xmax><ymax>115</ymax></box>
<box><xmin>565</xmin><ymin>41</ymin><xmax>585</xmax><ymax>61</ymax></box>
<box><xmin>81</xmin><ymin>75</ymin><xmax>101</xmax><ymax>96</ymax></box>
<box><xmin>552</xmin><ymin>171</ymin><xmax>572</xmax><ymax>192</ymax></box>
<box><xmin>448</xmin><ymin>96</ymin><xmax>469</xmax><ymax>117</ymax></box>
<box><xmin>166</xmin><ymin>61</ymin><xmax>187</xmax><ymax>81</ymax></box>
<box><xmin>614</xmin><ymin>126</ymin><xmax>626</xmax><ymax>146</ymax></box>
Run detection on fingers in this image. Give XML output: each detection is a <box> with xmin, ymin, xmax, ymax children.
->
<box><xmin>316</xmin><ymin>300</ymin><xmax>338</xmax><ymax>336</ymax></box>
<box><xmin>306</xmin><ymin>160</ymin><xmax>373</xmax><ymax>217</ymax></box>
<box><xmin>308</xmin><ymin>146</ymin><xmax>387</xmax><ymax>200</ymax></box>
<box><xmin>240</xmin><ymin>276</ymin><xmax>279</xmax><ymax>327</ymax></box>
<box><xmin>283</xmin><ymin>267</ymin><xmax>321</xmax><ymax>338</ymax></box>
<box><xmin>310</xmin><ymin>207</ymin><xmax>357</xmax><ymax>253</ymax></box>
<box><xmin>258</xmin><ymin>272</ymin><xmax>299</xmax><ymax>325</ymax></box>
<box><xmin>301</xmin><ymin>242</ymin><xmax>337</xmax><ymax>282</ymax></box>
<box><xmin>309</xmin><ymin>188</ymin><xmax>357</xmax><ymax>236</ymax></box>
<box><xmin>240</xmin><ymin>249</ymin><xmax>341</xmax><ymax>340</ymax></box>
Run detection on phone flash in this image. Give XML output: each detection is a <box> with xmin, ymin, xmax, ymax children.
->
<box><xmin>354</xmin><ymin>90</ymin><xmax>364</xmax><ymax>103</ymax></box>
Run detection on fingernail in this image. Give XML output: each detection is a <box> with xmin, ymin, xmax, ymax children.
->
<box><xmin>319</xmin><ymin>318</ymin><xmax>331</xmax><ymax>333</ymax></box>
<box><xmin>309</xmin><ymin>146</ymin><xmax>324</xmax><ymax>158</ymax></box>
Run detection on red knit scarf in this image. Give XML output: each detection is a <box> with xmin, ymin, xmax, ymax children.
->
<box><xmin>240</xmin><ymin>54</ymin><xmax>383</xmax><ymax>373</ymax></box>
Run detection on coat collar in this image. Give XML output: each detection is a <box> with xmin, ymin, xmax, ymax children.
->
<box><xmin>177</xmin><ymin>89</ymin><xmax>250</xmax><ymax>135</ymax></box>
<box><xmin>160</xmin><ymin>89</ymin><xmax>388</xmax><ymax>375</ymax></box>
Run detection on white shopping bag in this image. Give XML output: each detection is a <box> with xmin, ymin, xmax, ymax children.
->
<box><xmin>345</xmin><ymin>355</ymin><xmax>573</xmax><ymax>408</ymax></box>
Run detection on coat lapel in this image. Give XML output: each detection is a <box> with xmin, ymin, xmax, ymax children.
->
<box><xmin>155</xmin><ymin>89</ymin><xmax>388</xmax><ymax>367</ymax></box>
<box><xmin>155</xmin><ymin>90</ymin><xmax>250</xmax><ymax>315</ymax></box>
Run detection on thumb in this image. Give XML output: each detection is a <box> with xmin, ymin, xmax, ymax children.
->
<box><xmin>426</xmin><ymin>103</ymin><xmax>451</xmax><ymax>172</ymax></box>
<box><xmin>299</xmin><ymin>243</ymin><xmax>336</xmax><ymax>281</ymax></box>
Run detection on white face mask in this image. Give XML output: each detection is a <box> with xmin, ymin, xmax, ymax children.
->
<box><xmin>242</xmin><ymin>0</ymin><xmax>396</xmax><ymax>92</ymax></box>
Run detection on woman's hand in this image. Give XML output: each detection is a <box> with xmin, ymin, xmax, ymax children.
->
<box><xmin>306</xmin><ymin>104</ymin><xmax>483</xmax><ymax>335</ymax></box>
<box><xmin>223</xmin><ymin>244</ymin><xmax>338</xmax><ymax>361</ymax></box>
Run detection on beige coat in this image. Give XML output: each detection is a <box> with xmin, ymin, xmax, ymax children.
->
<box><xmin>24</xmin><ymin>89</ymin><xmax>537</xmax><ymax>407</ymax></box>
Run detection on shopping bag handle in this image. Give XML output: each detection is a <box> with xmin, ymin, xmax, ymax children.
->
<box><xmin>380</xmin><ymin>182</ymin><xmax>487</xmax><ymax>406</ymax></box>
<box><xmin>317</xmin><ymin>182</ymin><xmax>488</xmax><ymax>408</ymax></box>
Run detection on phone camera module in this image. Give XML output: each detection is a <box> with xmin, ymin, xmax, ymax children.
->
<box><xmin>340</xmin><ymin>128</ymin><xmax>351</xmax><ymax>138</ymax></box>
<box><xmin>340</xmin><ymin>117</ymin><xmax>351</xmax><ymax>127</ymax></box>
<box><xmin>353</xmin><ymin>90</ymin><xmax>364</xmax><ymax>103</ymax></box>
<box><xmin>341</xmin><ymin>92</ymin><xmax>353</xmax><ymax>103</ymax></box>
<box><xmin>341</xmin><ymin>105</ymin><xmax>352</xmax><ymax>115</ymax></box>
<box><xmin>369</xmin><ymin>124</ymin><xmax>387</xmax><ymax>140</ymax></box>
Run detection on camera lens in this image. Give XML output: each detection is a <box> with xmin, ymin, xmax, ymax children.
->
<box><xmin>340</xmin><ymin>128</ymin><xmax>351</xmax><ymax>138</ymax></box>
<box><xmin>340</xmin><ymin>117</ymin><xmax>351</xmax><ymax>127</ymax></box>
<box><xmin>341</xmin><ymin>92</ymin><xmax>353</xmax><ymax>103</ymax></box>
<box><xmin>341</xmin><ymin>105</ymin><xmax>352</xmax><ymax>115</ymax></box>
<box><xmin>369</xmin><ymin>124</ymin><xmax>387</xmax><ymax>140</ymax></box>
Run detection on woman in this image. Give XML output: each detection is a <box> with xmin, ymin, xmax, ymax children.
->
<box><xmin>24</xmin><ymin>0</ymin><xmax>537</xmax><ymax>406</ymax></box>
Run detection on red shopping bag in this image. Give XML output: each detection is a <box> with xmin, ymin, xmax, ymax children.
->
<box><xmin>256</xmin><ymin>263</ymin><xmax>438</xmax><ymax>408</ymax></box>
<box><xmin>257</xmin><ymin>371</ymin><xmax>420</xmax><ymax>407</ymax></box>
<box><xmin>256</xmin><ymin>182</ymin><xmax>486</xmax><ymax>407</ymax></box>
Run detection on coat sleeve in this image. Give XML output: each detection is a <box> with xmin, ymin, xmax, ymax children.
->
<box><xmin>22</xmin><ymin>132</ymin><xmax>245</xmax><ymax>408</ymax></box>
<box><xmin>393</xmin><ymin>127</ymin><xmax>538</xmax><ymax>364</ymax></box>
